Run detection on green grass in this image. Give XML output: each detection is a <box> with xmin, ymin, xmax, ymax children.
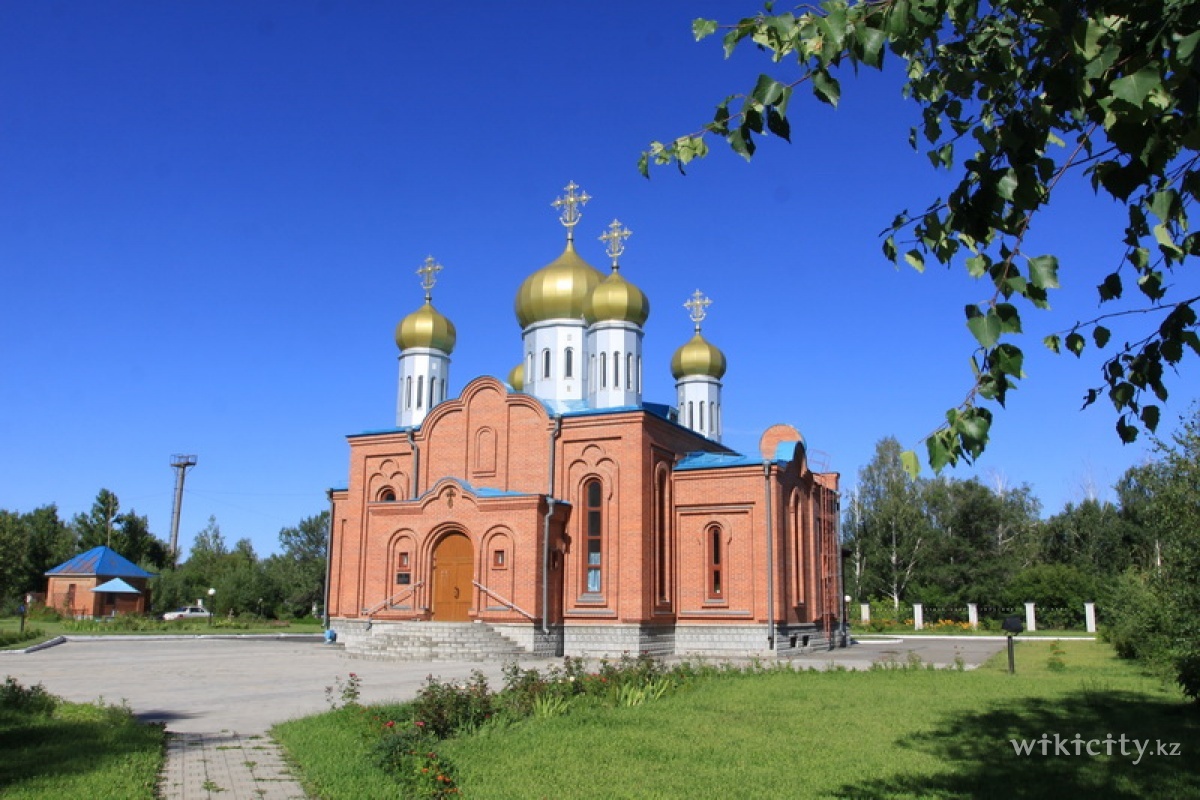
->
<box><xmin>277</xmin><ymin>641</ymin><xmax>1199</xmax><ymax>799</ymax></box>
<box><xmin>0</xmin><ymin>693</ymin><xmax>164</xmax><ymax>799</ymax></box>
<box><xmin>0</xmin><ymin>615</ymin><xmax>323</xmax><ymax>649</ymax></box>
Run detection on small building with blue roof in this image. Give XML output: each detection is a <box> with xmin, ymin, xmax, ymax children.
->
<box><xmin>45</xmin><ymin>545</ymin><xmax>154</xmax><ymax>618</ymax></box>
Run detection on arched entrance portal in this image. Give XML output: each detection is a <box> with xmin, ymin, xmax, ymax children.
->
<box><xmin>431</xmin><ymin>532</ymin><xmax>473</xmax><ymax>621</ymax></box>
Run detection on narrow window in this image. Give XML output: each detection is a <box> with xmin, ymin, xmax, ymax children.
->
<box><xmin>590</xmin><ymin>353</ymin><xmax>596</xmax><ymax>388</ymax></box>
<box><xmin>708</xmin><ymin>526</ymin><xmax>723</xmax><ymax>598</ymax></box>
<box><xmin>564</xmin><ymin>348</ymin><xmax>574</xmax><ymax>379</ymax></box>
<box><xmin>626</xmin><ymin>353</ymin><xmax>633</xmax><ymax>390</ymax></box>
<box><xmin>396</xmin><ymin>551</ymin><xmax>411</xmax><ymax>585</ymax></box>
<box><xmin>493</xmin><ymin>549</ymin><xmax>506</xmax><ymax>568</ymax></box>
<box><xmin>656</xmin><ymin>469</ymin><xmax>669</xmax><ymax>604</ymax></box>
<box><xmin>430</xmin><ymin>377</ymin><xmax>438</xmax><ymax>408</ymax></box>
<box><xmin>699</xmin><ymin>401</ymin><xmax>706</xmax><ymax>432</ymax></box>
<box><xmin>638</xmin><ymin>356</ymin><xmax>643</xmax><ymax>393</ymax></box>
<box><xmin>688</xmin><ymin>401</ymin><xmax>694</xmax><ymax>427</ymax></box>
<box><xmin>600</xmin><ymin>352</ymin><xmax>607</xmax><ymax>388</ymax></box>
<box><xmin>612</xmin><ymin>350</ymin><xmax>620</xmax><ymax>387</ymax></box>
<box><xmin>416</xmin><ymin>376</ymin><xmax>424</xmax><ymax>408</ymax></box>
<box><xmin>527</xmin><ymin>351</ymin><xmax>534</xmax><ymax>383</ymax></box>
<box><xmin>542</xmin><ymin>349</ymin><xmax>551</xmax><ymax>379</ymax></box>
<box><xmin>405</xmin><ymin>377</ymin><xmax>412</xmax><ymax>409</ymax></box>
<box><xmin>585</xmin><ymin>479</ymin><xmax>602</xmax><ymax>593</ymax></box>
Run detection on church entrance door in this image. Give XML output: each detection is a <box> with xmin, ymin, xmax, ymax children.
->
<box><xmin>432</xmin><ymin>533</ymin><xmax>473</xmax><ymax>621</ymax></box>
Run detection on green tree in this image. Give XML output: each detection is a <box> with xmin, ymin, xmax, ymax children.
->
<box><xmin>264</xmin><ymin>511</ymin><xmax>329</xmax><ymax>619</ymax></box>
<box><xmin>844</xmin><ymin>437</ymin><xmax>930</xmax><ymax>609</ymax></box>
<box><xmin>1104</xmin><ymin>410</ymin><xmax>1200</xmax><ymax>700</ymax></box>
<box><xmin>72</xmin><ymin>489</ymin><xmax>121</xmax><ymax>551</ymax></box>
<box><xmin>0</xmin><ymin>511</ymin><xmax>26</xmax><ymax>606</ymax></box>
<box><xmin>644</xmin><ymin>1</ymin><xmax>1200</xmax><ymax>471</ymax></box>
<box><xmin>19</xmin><ymin>505</ymin><xmax>72</xmax><ymax>594</ymax></box>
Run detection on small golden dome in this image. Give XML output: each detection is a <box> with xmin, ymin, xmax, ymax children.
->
<box><xmin>395</xmin><ymin>301</ymin><xmax>457</xmax><ymax>353</ymax></box>
<box><xmin>584</xmin><ymin>270</ymin><xmax>650</xmax><ymax>326</ymax></box>
<box><xmin>514</xmin><ymin>242</ymin><xmax>605</xmax><ymax>328</ymax></box>
<box><xmin>671</xmin><ymin>332</ymin><xmax>727</xmax><ymax>379</ymax></box>
<box><xmin>507</xmin><ymin>362</ymin><xmax>525</xmax><ymax>391</ymax></box>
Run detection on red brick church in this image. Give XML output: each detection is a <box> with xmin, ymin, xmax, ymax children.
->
<box><xmin>327</xmin><ymin>184</ymin><xmax>843</xmax><ymax>658</ymax></box>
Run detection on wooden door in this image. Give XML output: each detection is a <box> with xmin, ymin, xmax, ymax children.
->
<box><xmin>432</xmin><ymin>533</ymin><xmax>473</xmax><ymax>621</ymax></box>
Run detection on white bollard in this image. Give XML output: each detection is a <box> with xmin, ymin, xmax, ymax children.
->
<box><xmin>1025</xmin><ymin>602</ymin><xmax>1037</xmax><ymax>633</ymax></box>
<box><xmin>1084</xmin><ymin>602</ymin><xmax>1096</xmax><ymax>633</ymax></box>
<box><xmin>860</xmin><ymin>603</ymin><xmax>871</xmax><ymax>624</ymax></box>
<box><xmin>968</xmin><ymin>603</ymin><xmax>979</xmax><ymax>630</ymax></box>
<box><xmin>913</xmin><ymin>603</ymin><xmax>924</xmax><ymax>631</ymax></box>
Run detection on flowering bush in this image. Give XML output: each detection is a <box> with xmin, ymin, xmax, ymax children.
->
<box><xmin>373</xmin><ymin>720</ymin><xmax>460</xmax><ymax>798</ymax></box>
<box><xmin>410</xmin><ymin>671</ymin><xmax>494</xmax><ymax>738</ymax></box>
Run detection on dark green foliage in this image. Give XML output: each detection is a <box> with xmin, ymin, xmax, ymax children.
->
<box><xmin>0</xmin><ymin>676</ymin><xmax>58</xmax><ymax>716</ymax></box>
<box><xmin>646</xmin><ymin>1</ymin><xmax>1200</xmax><ymax>470</ymax></box>
<box><xmin>1004</xmin><ymin>564</ymin><xmax>1098</xmax><ymax>628</ymax></box>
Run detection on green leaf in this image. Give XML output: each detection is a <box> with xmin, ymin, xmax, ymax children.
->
<box><xmin>693</xmin><ymin>18</ymin><xmax>719</xmax><ymax>41</ymax></box>
<box><xmin>765</xmin><ymin>107</ymin><xmax>791</xmax><ymax>142</ymax></box>
<box><xmin>900</xmin><ymin>449</ymin><xmax>920</xmax><ymax>479</ymax></box>
<box><xmin>904</xmin><ymin>249</ymin><xmax>925</xmax><ymax>272</ymax></box>
<box><xmin>855</xmin><ymin>23</ymin><xmax>887</xmax><ymax>69</ymax></box>
<box><xmin>1044</xmin><ymin>334</ymin><xmax>1061</xmax><ymax>353</ymax></box>
<box><xmin>1093</xmin><ymin>325</ymin><xmax>1111</xmax><ymax>348</ymax></box>
<box><xmin>1109</xmin><ymin>67</ymin><xmax>1161</xmax><ymax>109</ymax></box>
<box><xmin>1098</xmin><ymin>272</ymin><xmax>1122</xmax><ymax>301</ymax></box>
<box><xmin>1027</xmin><ymin>255</ymin><xmax>1059</xmax><ymax>290</ymax></box>
<box><xmin>1066</xmin><ymin>332</ymin><xmax>1085</xmax><ymax>357</ymax></box>
<box><xmin>965</xmin><ymin>306</ymin><xmax>1001</xmax><ymax>348</ymax></box>
<box><xmin>1116</xmin><ymin>415</ymin><xmax>1139</xmax><ymax>443</ymax></box>
<box><xmin>811</xmin><ymin>69</ymin><xmax>841</xmax><ymax>107</ymax></box>
<box><xmin>1140</xmin><ymin>404</ymin><xmax>1160</xmax><ymax>432</ymax></box>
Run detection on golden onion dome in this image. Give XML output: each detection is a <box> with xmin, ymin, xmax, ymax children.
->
<box><xmin>507</xmin><ymin>362</ymin><xmax>525</xmax><ymax>392</ymax></box>
<box><xmin>671</xmin><ymin>332</ymin><xmax>727</xmax><ymax>380</ymax></box>
<box><xmin>395</xmin><ymin>300</ymin><xmax>457</xmax><ymax>353</ymax></box>
<box><xmin>583</xmin><ymin>270</ymin><xmax>650</xmax><ymax>326</ymax></box>
<box><xmin>514</xmin><ymin>242</ymin><xmax>605</xmax><ymax>328</ymax></box>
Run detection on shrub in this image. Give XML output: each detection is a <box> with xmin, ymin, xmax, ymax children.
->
<box><xmin>0</xmin><ymin>676</ymin><xmax>58</xmax><ymax>715</ymax></box>
<box><xmin>372</xmin><ymin>720</ymin><xmax>460</xmax><ymax>798</ymax></box>
<box><xmin>410</xmin><ymin>671</ymin><xmax>495</xmax><ymax>738</ymax></box>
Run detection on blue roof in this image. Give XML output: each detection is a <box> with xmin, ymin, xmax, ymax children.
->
<box><xmin>46</xmin><ymin>546</ymin><xmax>155</xmax><ymax>578</ymax></box>
<box><xmin>420</xmin><ymin>477</ymin><xmax>539</xmax><ymax>501</ymax></box>
<box><xmin>675</xmin><ymin>451</ymin><xmax>766</xmax><ymax>471</ymax></box>
<box><xmin>90</xmin><ymin>577</ymin><xmax>142</xmax><ymax>594</ymax></box>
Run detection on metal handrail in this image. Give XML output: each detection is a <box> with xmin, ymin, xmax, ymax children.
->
<box><xmin>362</xmin><ymin>581</ymin><xmax>424</xmax><ymax>617</ymax></box>
<box><xmin>472</xmin><ymin>581</ymin><xmax>536</xmax><ymax>621</ymax></box>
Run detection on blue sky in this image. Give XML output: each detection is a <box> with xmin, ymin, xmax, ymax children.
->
<box><xmin>3</xmin><ymin>2</ymin><xmax>1193</xmax><ymax>558</ymax></box>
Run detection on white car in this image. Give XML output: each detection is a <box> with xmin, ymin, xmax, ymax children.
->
<box><xmin>162</xmin><ymin>606</ymin><xmax>212</xmax><ymax>621</ymax></box>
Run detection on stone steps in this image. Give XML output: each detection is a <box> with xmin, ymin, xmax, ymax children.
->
<box><xmin>344</xmin><ymin>621</ymin><xmax>530</xmax><ymax>661</ymax></box>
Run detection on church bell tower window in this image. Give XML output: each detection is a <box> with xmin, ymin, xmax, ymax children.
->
<box><xmin>584</xmin><ymin>479</ymin><xmax>603</xmax><ymax>593</ymax></box>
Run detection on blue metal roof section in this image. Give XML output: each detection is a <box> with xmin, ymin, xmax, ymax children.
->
<box><xmin>675</xmin><ymin>451</ymin><xmax>765</xmax><ymax>471</ymax></box>
<box><xmin>46</xmin><ymin>546</ymin><xmax>155</xmax><ymax>578</ymax></box>
<box><xmin>90</xmin><ymin>577</ymin><xmax>142</xmax><ymax>594</ymax></box>
<box><xmin>348</xmin><ymin>425</ymin><xmax>412</xmax><ymax>439</ymax></box>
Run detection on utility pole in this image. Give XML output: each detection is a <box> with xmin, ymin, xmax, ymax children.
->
<box><xmin>169</xmin><ymin>454</ymin><xmax>198</xmax><ymax>566</ymax></box>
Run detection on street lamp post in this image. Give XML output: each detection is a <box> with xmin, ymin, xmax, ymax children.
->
<box><xmin>207</xmin><ymin>588</ymin><xmax>216</xmax><ymax>627</ymax></box>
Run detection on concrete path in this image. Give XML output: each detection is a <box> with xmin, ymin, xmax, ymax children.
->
<box><xmin>1</xmin><ymin>635</ymin><xmax>515</xmax><ymax>799</ymax></box>
<box><xmin>0</xmin><ymin>634</ymin><xmax>1007</xmax><ymax>798</ymax></box>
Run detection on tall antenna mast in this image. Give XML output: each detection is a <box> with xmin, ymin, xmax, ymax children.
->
<box><xmin>168</xmin><ymin>454</ymin><xmax>197</xmax><ymax>565</ymax></box>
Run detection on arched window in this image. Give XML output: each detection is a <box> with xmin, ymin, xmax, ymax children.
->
<box><xmin>688</xmin><ymin>401</ymin><xmax>694</xmax><ymax>427</ymax></box>
<box><xmin>600</xmin><ymin>352</ymin><xmax>607</xmax><ymax>388</ymax></box>
<box><xmin>590</xmin><ymin>353</ymin><xmax>596</xmax><ymax>388</ymax></box>
<box><xmin>655</xmin><ymin>468</ymin><xmax>670</xmax><ymax>604</ymax></box>
<box><xmin>405</xmin><ymin>377</ymin><xmax>412</xmax><ymax>409</ymax></box>
<box><xmin>612</xmin><ymin>350</ymin><xmax>620</xmax><ymax>388</ymax></box>
<box><xmin>707</xmin><ymin>524</ymin><xmax>723</xmax><ymax>599</ymax></box>
<box><xmin>626</xmin><ymin>353</ymin><xmax>633</xmax><ymax>390</ymax></box>
<box><xmin>416</xmin><ymin>376</ymin><xmax>424</xmax><ymax>408</ymax></box>
<box><xmin>430</xmin><ymin>377</ymin><xmax>438</xmax><ymax>408</ymax></box>
<box><xmin>699</xmin><ymin>401</ymin><xmax>706</xmax><ymax>432</ymax></box>
<box><xmin>542</xmin><ymin>349</ymin><xmax>552</xmax><ymax>379</ymax></box>
<box><xmin>527</xmin><ymin>351</ymin><xmax>534</xmax><ymax>383</ymax></box>
<box><xmin>378</xmin><ymin>488</ymin><xmax>396</xmax><ymax>502</ymax></box>
<box><xmin>584</xmin><ymin>479</ymin><xmax>603</xmax><ymax>593</ymax></box>
<box><xmin>637</xmin><ymin>356</ymin><xmax>643</xmax><ymax>393</ymax></box>
<box><xmin>564</xmin><ymin>348</ymin><xmax>574</xmax><ymax>379</ymax></box>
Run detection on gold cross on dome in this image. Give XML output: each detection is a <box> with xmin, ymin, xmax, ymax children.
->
<box><xmin>599</xmin><ymin>219</ymin><xmax>631</xmax><ymax>269</ymax></box>
<box><xmin>551</xmin><ymin>181</ymin><xmax>590</xmax><ymax>241</ymax></box>
<box><xmin>684</xmin><ymin>289</ymin><xmax>712</xmax><ymax>330</ymax></box>
<box><xmin>416</xmin><ymin>256</ymin><xmax>442</xmax><ymax>301</ymax></box>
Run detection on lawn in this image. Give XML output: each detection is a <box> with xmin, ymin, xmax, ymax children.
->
<box><xmin>276</xmin><ymin>641</ymin><xmax>1199</xmax><ymax>799</ymax></box>
<box><xmin>0</xmin><ymin>615</ymin><xmax>323</xmax><ymax>650</ymax></box>
<box><xmin>0</xmin><ymin>679</ymin><xmax>164</xmax><ymax>799</ymax></box>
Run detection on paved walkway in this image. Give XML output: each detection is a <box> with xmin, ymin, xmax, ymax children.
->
<box><xmin>1</xmin><ymin>634</ymin><xmax>1007</xmax><ymax>798</ymax></box>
